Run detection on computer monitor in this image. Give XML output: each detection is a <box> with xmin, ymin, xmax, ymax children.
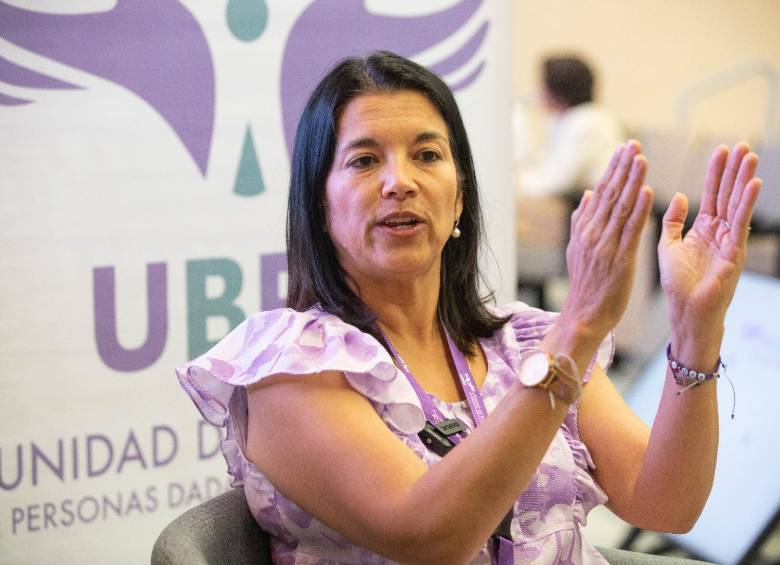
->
<box><xmin>624</xmin><ymin>271</ymin><xmax>780</xmax><ymax>565</ymax></box>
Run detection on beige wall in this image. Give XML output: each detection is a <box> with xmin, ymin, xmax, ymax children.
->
<box><xmin>512</xmin><ymin>0</ymin><xmax>780</xmax><ymax>141</ymax></box>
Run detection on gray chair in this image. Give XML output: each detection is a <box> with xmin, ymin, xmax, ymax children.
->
<box><xmin>151</xmin><ymin>488</ymin><xmax>272</xmax><ymax>565</ymax></box>
<box><xmin>151</xmin><ymin>488</ymin><xmax>713</xmax><ymax>565</ymax></box>
<box><xmin>597</xmin><ymin>547</ymin><xmax>713</xmax><ymax>565</ymax></box>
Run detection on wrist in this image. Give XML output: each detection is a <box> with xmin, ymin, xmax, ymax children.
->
<box><xmin>669</xmin><ymin>329</ymin><xmax>723</xmax><ymax>374</ymax></box>
<box><xmin>667</xmin><ymin>298</ymin><xmax>726</xmax><ymax>334</ymax></box>
<box><xmin>668</xmin><ymin>304</ymin><xmax>725</xmax><ymax>372</ymax></box>
<box><xmin>542</xmin><ymin>317</ymin><xmax>602</xmax><ymax>379</ymax></box>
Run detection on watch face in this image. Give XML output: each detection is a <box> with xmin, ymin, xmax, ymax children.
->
<box><xmin>519</xmin><ymin>351</ymin><xmax>550</xmax><ymax>386</ymax></box>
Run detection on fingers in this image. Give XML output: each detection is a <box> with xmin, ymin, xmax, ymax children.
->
<box><xmin>716</xmin><ymin>142</ymin><xmax>750</xmax><ymax>218</ymax></box>
<box><xmin>619</xmin><ymin>185</ymin><xmax>654</xmax><ymax>254</ymax></box>
<box><xmin>731</xmin><ymin>177</ymin><xmax>762</xmax><ymax>247</ymax></box>
<box><xmin>571</xmin><ymin>190</ymin><xmax>593</xmax><ymax>227</ymax></box>
<box><xmin>606</xmin><ymin>155</ymin><xmax>647</xmax><ymax>228</ymax></box>
<box><xmin>699</xmin><ymin>145</ymin><xmax>728</xmax><ymax>216</ymax></box>
<box><xmin>587</xmin><ymin>141</ymin><xmax>642</xmax><ymax>229</ymax></box>
<box><xmin>573</xmin><ymin>140</ymin><xmax>648</xmax><ymax>251</ymax></box>
<box><xmin>594</xmin><ymin>143</ymin><xmax>624</xmax><ymax>194</ymax></box>
<box><xmin>659</xmin><ymin>192</ymin><xmax>689</xmax><ymax>246</ymax></box>
<box><xmin>726</xmin><ymin>151</ymin><xmax>759</xmax><ymax>223</ymax></box>
<box><xmin>581</xmin><ymin>143</ymin><xmax>624</xmax><ymax>220</ymax></box>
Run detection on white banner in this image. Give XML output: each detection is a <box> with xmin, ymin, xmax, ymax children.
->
<box><xmin>0</xmin><ymin>1</ymin><xmax>512</xmax><ymax>562</ymax></box>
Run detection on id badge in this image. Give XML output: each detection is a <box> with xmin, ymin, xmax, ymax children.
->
<box><xmin>433</xmin><ymin>417</ymin><xmax>467</xmax><ymax>437</ymax></box>
<box><xmin>418</xmin><ymin>421</ymin><xmax>454</xmax><ymax>457</ymax></box>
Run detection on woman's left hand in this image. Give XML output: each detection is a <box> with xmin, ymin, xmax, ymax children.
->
<box><xmin>658</xmin><ymin>142</ymin><xmax>762</xmax><ymax>363</ymax></box>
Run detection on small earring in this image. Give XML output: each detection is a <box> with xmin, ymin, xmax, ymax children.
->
<box><xmin>451</xmin><ymin>225</ymin><xmax>461</xmax><ymax>239</ymax></box>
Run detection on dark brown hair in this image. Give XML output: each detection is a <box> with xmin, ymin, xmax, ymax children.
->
<box><xmin>543</xmin><ymin>55</ymin><xmax>594</xmax><ymax>108</ymax></box>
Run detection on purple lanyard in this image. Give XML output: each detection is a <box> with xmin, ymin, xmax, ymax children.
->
<box><xmin>379</xmin><ymin>328</ymin><xmax>487</xmax><ymax>443</ymax></box>
<box><xmin>379</xmin><ymin>327</ymin><xmax>513</xmax><ymax>565</ymax></box>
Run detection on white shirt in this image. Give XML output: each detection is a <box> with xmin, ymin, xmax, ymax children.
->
<box><xmin>516</xmin><ymin>103</ymin><xmax>623</xmax><ymax>198</ymax></box>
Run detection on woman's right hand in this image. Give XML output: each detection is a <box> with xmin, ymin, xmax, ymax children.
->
<box><xmin>558</xmin><ymin>141</ymin><xmax>654</xmax><ymax>350</ymax></box>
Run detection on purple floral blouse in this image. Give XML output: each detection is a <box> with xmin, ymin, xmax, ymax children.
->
<box><xmin>177</xmin><ymin>302</ymin><xmax>614</xmax><ymax>564</ymax></box>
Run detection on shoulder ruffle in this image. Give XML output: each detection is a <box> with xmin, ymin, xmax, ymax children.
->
<box><xmin>561</xmin><ymin>418</ymin><xmax>609</xmax><ymax>522</ymax></box>
<box><xmin>176</xmin><ymin>308</ymin><xmax>425</xmax><ymax>435</ymax></box>
<box><xmin>495</xmin><ymin>301</ymin><xmax>614</xmax><ymax>384</ymax></box>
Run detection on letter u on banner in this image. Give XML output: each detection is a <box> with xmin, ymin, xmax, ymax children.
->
<box><xmin>93</xmin><ymin>263</ymin><xmax>168</xmax><ymax>372</ymax></box>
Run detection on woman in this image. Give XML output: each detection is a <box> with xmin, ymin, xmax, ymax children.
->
<box><xmin>178</xmin><ymin>51</ymin><xmax>761</xmax><ymax>564</ymax></box>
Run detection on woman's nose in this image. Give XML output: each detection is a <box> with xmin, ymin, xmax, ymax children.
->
<box><xmin>381</xmin><ymin>158</ymin><xmax>418</xmax><ymax>199</ymax></box>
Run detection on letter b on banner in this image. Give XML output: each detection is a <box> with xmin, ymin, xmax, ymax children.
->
<box><xmin>187</xmin><ymin>258</ymin><xmax>245</xmax><ymax>359</ymax></box>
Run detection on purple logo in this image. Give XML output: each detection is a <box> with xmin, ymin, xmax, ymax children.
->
<box><xmin>0</xmin><ymin>1</ymin><xmax>489</xmax><ymax>178</ymax></box>
<box><xmin>0</xmin><ymin>1</ymin><xmax>215</xmax><ymax>176</ymax></box>
<box><xmin>280</xmin><ymin>0</ymin><xmax>488</xmax><ymax>154</ymax></box>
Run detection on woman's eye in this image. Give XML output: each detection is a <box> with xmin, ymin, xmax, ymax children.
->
<box><xmin>348</xmin><ymin>155</ymin><xmax>376</xmax><ymax>169</ymax></box>
<box><xmin>418</xmin><ymin>150</ymin><xmax>441</xmax><ymax>163</ymax></box>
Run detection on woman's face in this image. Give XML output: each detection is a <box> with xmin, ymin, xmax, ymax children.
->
<box><xmin>324</xmin><ymin>90</ymin><xmax>462</xmax><ymax>288</ymax></box>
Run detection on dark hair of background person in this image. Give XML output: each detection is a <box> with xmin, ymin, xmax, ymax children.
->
<box><xmin>543</xmin><ymin>56</ymin><xmax>594</xmax><ymax>108</ymax></box>
<box><xmin>286</xmin><ymin>50</ymin><xmax>509</xmax><ymax>355</ymax></box>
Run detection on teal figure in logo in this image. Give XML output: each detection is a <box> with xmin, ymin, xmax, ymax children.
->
<box><xmin>234</xmin><ymin>126</ymin><xmax>265</xmax><ymax>197</ymax></box>
<box><xmin>226</xmin><ymin>0</ymin><xmax>268</xmax><ymax>42</ymax></box>
<box><xmin>227</xmin><ymin>0</ymin><xmax>268</xmax><ymax>196</ymax></box>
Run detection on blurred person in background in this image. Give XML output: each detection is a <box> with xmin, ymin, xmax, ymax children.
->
<box><xmin>514</xmin><ymin>55</ymin><xmax>625</xmax><ymax>314</ymax></box>
<box><xmin>516</xmin><ymin>55</ymin><xmax>623</xmax><ymax>199</ymax></box>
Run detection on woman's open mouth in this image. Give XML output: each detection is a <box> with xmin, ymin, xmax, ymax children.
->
<box><xmin>377</xmin><ymin>213</ymin><xmax>425</xmax><ymax>235</ymax></box>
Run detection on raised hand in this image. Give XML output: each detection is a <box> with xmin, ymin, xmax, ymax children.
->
<box><xmin>658</xmin><ymin>143</ymin><xmax>762</xmax><ymax>364</ymax></box>
<box><xmin>559</xmin><ymin>141</ymin><xmax>654</xmax><ymax>345</ymax></box>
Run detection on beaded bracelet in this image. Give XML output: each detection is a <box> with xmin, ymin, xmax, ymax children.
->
<box><xmin>665</xmin><ymin>343</ymin><xmax>721</xmax><ymax>390</ymax></box>
<box><xmin>666</xmin><ymin>342</ymin><xmax>735</xmax><ymax>418</ymax></box>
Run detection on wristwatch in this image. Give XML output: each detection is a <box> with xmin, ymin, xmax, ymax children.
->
<box><xmin>518</xmin><ymin>351</ymin><xmax>581</xmax><ymax>405</ymax></box>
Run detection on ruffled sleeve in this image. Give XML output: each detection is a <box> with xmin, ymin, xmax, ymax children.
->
<box><xmin>176</xmin><ymin>307</ymin><xmax>425</xmax><ymax>435</ymax></box>
<box><xmin>496</xmin><ymin>301</ymin><xmax>614</xmax><ymax>384</ymax></box>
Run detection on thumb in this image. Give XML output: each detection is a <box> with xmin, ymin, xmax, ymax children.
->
<box><xmin>660</xmin><ymin>192</ymin><xmax>689</xmax><ymax>245</ymax></box>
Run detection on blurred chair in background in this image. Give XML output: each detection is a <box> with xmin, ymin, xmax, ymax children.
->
<box><xmin>751</xmin><ymin>140</ymin><xmax>780</xmax><ymax>274</ymax></box>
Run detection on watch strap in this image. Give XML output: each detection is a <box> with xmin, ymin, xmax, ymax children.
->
<box><xmin>532</xmin><ymin>353</ymin><xmax>582</xmax><ymax>407</ymax></box>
